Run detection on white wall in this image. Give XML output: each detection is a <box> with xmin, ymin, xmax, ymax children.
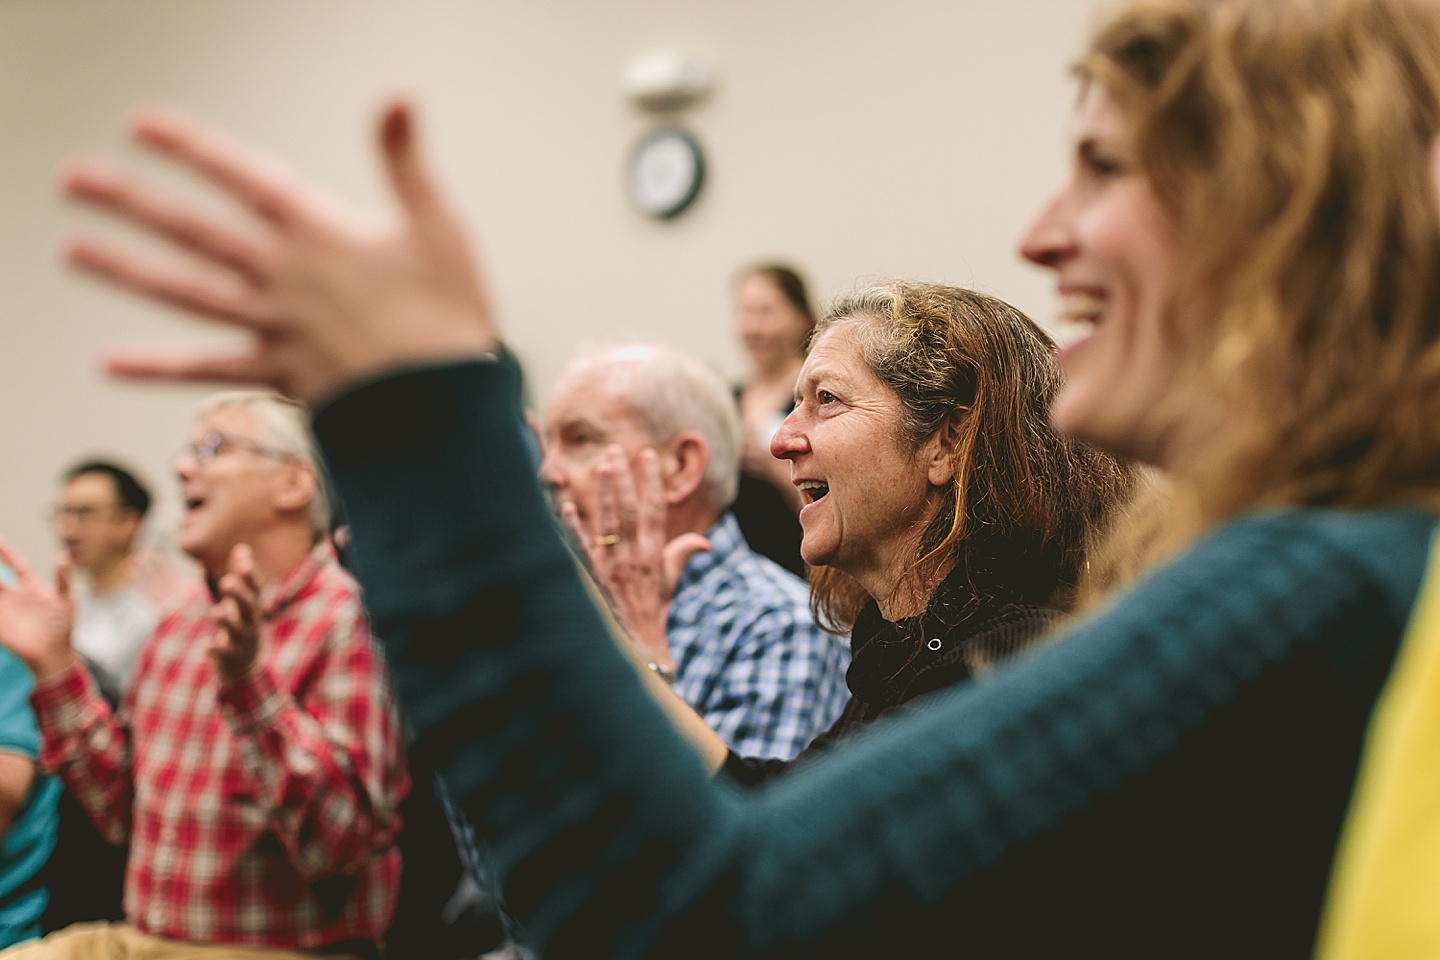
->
<box><xmin>0</xmin><ymin>0</ymin><xmax>1094</xmax><ymax>565</ymax></box>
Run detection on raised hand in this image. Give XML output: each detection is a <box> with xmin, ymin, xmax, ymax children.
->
<box><xmin>560</xmin><ymin>446</ymin><xmax>710</xmax><ymax>670</ymax></box>
<box><xmin>63</xmin><ymin>100</ymin><xmax>498</xmax><ymax>404</ymax></box>
<box><xmin>209</xmin><ymin>544</ymin><xmax>263</xmax><ymax>684</ymax></box>
<box><xmin>0</xmin><ymin>543</ymin><xmax>78</xmax><ymax>680</ymax></box>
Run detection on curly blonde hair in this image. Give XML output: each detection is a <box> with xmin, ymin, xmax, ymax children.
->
<box><xmin>1083</xmin><ymin>0</ymin><xmax>1440</xmax><ymax>530</ymax></box>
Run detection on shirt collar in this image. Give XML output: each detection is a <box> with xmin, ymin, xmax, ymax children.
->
<box><xmin>672</xmin><ymin>512</ymin><xmax>745</xmax><ymax>592</ymax></box>
<box><xmin>204</xmin><ymin>539</ymin><xmax>334</xmax><ymax>618</ymax></box>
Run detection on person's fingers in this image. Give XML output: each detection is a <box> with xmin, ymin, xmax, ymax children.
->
<box><xmin>227</xmin><ymin>545</ymin><xmax>260</xmax><ymax>623</ymax></box>
<box><xmin>635</xmin><ymin>449</ymin><xmax>666</xmax><ymax>545</ymax></box>
<box><xmin>593</xmin><ymin>447</ymin><xmax>625</xmax><ymax>542</ymax></box>
<box><xmin>612</xmin><ymin>451</ymin><xmax>642</xmax><ymax>543</ymax></box>
<box><xmin>0</xmin><ymin>542</ymin><xmax>37</xmax><ymax>587</ymax></box>
<box><xmin>54</xmin><ymin>555</ymin><xmax>73</xmax><ymax>603</ymax></box>
<box><xmin>104</xmin><ymin>349</ymin><xmax>279</xmax><ymax>389</ymax></box>
<box><xmin>377</xmin><ymin>100</ymin><xmax>445</xmax><ymax>224</ymax></box>
<box><xmin>129</xmin><ymin>107</ymin><xmax>300</xmax><ymax>225</ymax></box>
<box><xmin>62</xmin><ymin>161</ymin><xmax>267</xmax><ymax>279</ymax></box>
<box><xmin>663</xmin><ymin>534</ymin><xmax>712</xmax><ymax>591</ymax></box>
<box><xmin>212</xmin><ymin>595</ymin><xmax>242</xmax><ymax>635</ymax></box>
<box><xmin>558</xmin><ymin>500</ymin><xmax>589</xmax><ymax>549</ymax></box>
<box><xmin>66</xmin><ymin>237</ymin><xmax>267</xmax><ymax>330</ymax></box>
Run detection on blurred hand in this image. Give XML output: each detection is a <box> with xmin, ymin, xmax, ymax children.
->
<box><xmin>209</xmin><ymin>544</ymin><xmax>263</xmax><ymax>684</ymax></box>
<box><xmin>559</xmin><ymin>446</ymin><xmax>710</xmax><ymax>669</ymax></box>
<box><xmin>0</xmin><ymin>543</ymin><xmax>78</xmax><ymax>681</ymax></box>
<box><xmin>63</xmin><ymin>100</ymin><xmax>498</xmax><ymax>404</ymax></box>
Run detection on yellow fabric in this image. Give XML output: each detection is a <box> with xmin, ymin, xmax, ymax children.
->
<box><xmin>1315</xmin><ymin>530</ymin><xmax>1440</xmax><ymax>959</ymax></box>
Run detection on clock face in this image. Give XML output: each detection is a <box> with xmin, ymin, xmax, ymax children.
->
<box><xmin>628</xmin><ymin>128</ymin><xmax>705</xmax><ymax>220</ymax></box>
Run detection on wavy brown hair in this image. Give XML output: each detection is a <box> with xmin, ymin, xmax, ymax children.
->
<box><xmin>1081</xmin><ymin>0</ymin><xmax>1440</xmax><ymax>534</ymax></box>
<box><xmin>808</xmin><ymin>282</ymin><xmax>1134</xmax><ymax>634</ymax></box>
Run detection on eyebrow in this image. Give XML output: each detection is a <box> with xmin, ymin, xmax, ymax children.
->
<box><xmin>556</xmin><ymin>416</ymin><xmax>606</xmax><ymax>438</ymax></box>
<box><xmin>794</xmin><ymin>364</ymin><xmax>854</xmax><ymax>403</ymax></box>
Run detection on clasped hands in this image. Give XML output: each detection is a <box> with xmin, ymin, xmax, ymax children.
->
<box><xmin>0</xmin><ymin>541</ymin><xmax>267</xmax><ymax>685</ymax></box>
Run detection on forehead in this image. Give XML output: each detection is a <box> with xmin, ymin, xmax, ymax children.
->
<box><xmin>64</xmin><ymin>472</ymin><xmax>119</xmax><ymax>503</ymax></box>
<box><xmin>801</xmin><ymin>323</ymin><xmax>875</xmax><ymax>382</ymax></box>
<box><xmin>1074</xmin><ymin>82</ymin><xmax>1132</xmax><ymax>144</ymax></box>
<box><xmin>194</xmin><ymin>403</ymin><xmax>256</xmax><ymax>437</ymax></box>
<box><xmin>544</xmin><ymin>360</ymin><xmax>643</xmax><ymax>428</ymax></box>
<box><xmin>738</xmin><ymin>273</ymin><xmax>782</xmax><ymax>303</ymax></box>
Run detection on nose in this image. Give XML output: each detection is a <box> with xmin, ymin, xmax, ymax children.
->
<box><xmin>537</xmin><ymin>446</ymin><xmax>564</xmax><ymax>490</ymax></box>
<box><xmin>57</xmin><ymin>513</ymin><xmax>79</xmax><ymax>538</ymax></box>
<box><xmin>1018</xmin><ymin>183</ymin><xmax>1076</xmax><ymax>269</ymax></box>
<box><xmin>174</xmin><ymin>447</ymin><xmax>199</xmax><ymax>483</ymax></box>
<box><xmin>770</xmin><ymin>408</ymin><xmax>809</xmax><ymax>461</ymax></box>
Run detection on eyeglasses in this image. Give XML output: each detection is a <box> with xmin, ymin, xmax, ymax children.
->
<box><xmin>181</xmin><ymin>430</ymin><xmax>294</xmax><ymax>466</ymax></box>
<box><xmin>51</xmin><ymin>502</ymin><xmax>124</xmax><ymax>524</ymax></box>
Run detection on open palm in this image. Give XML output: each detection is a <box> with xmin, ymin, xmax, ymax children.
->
<box><xmin>0</xmin><ymin>543</ymin><xmax>75</xmax><ymax>680</ymax></box>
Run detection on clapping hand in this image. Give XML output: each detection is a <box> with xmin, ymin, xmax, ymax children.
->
<box><xmin>63</xmin><ymin>100</ymin><xmax>498</xmax><ymax>403</ymax></box>
<box><xmin>560</xmin><ymin>446</ymin><xmax>710</xmax><ymax>670</ymax></box>
<box><xmin>0</xmin><ymin>543</ymin><xmax>78</xmax><ymax>681</ymax></box>
<box><xmin>208</xmin><ymin>544</ymin><xmax>263</xmax><ymax>684</ymax></box>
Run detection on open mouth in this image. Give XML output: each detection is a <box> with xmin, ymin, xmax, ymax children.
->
<box><xmin>797</xmin><ymin>480</ymin><xmax>830</xmax><ymax>505</ymax></box>
<box><xmin>184</xmin><ymin>496</ymin><xmax>206</xmax><ymax>514</ymax></box>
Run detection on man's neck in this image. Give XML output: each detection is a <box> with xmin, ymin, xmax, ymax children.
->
<box><xmin>88</xmin><ymin>557</ymin><xmax>132</xmax><ymax>598</ymax></box>
<box><xmin>666</xmin><ymin>501</ymin><xmax>721</xmax><ymax>545</ymax></box>
<box><xmin>203</xmin><ymin>525</ymin><xmax>317</xmax><ymax>594</ymax></box>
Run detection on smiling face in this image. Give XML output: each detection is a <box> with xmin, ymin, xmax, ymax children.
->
<box><xmin>174</xmin><ymin>404</ymin><xmax>292</xmax><ymax>576</ymax></box>
<box><xmin>1019</xmin><ymin>83</ymin><xmax>1186</xmax><ymax>463</ymax></box>
<box><xmin>771</xmin><ymin>321</ymin><xmax>953</xmax><ymax>600</ymax></box>
<box><xmin>735</xmin><ymin>273</ymin><xmax>813</xmax><ymax>375</ymax></box>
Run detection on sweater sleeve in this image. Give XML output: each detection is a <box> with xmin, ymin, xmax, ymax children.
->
<box><xmin>313</xmin><ymin>359</ymin><xmax>1431</xmax><ymax>959</ymax></box>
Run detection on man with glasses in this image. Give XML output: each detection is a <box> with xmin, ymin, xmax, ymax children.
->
<box><xmin>55</xmin><ymin>461</ymin><xmax>157</xmax><ymax>700</ymax></box>
<box><xmin>0</xmin><ymin>392</ymin><xmax>408</xmax><ymax>960</ymax></box>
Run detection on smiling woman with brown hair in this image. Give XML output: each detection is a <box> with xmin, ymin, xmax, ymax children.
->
<box><xmin>39</xmin><ymin>0</ymin><xmax>1440</xmax><ymax>954</ymax></box>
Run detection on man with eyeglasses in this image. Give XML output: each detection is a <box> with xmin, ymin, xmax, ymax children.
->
<box><xmin>55</xmin><ymin>461</ymin><xmax>157</xmax><ymax>701</ymax></box>
<box><xmin>0</xmin><ymin>392</ymin><xmax>408</xmax><ymax>960</ymax></box>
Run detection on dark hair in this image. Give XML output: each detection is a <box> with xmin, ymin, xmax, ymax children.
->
<box><xmin>807</xmin><ymin>282</ymin><xmax>1134</xmax><ymax>634</ymax></box>
<box><xmin>65</xmin><ymin>460</ymin><xmax>152</xmax><ymax>518</ymax></box>
<box><xmin>739</xmin><ymin>263</ymin><xmax>817</xmax><ymax>329</ymax></box>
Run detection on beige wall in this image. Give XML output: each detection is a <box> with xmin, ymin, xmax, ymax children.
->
<box><xmin>0</xmin><ymin>0</ymin><xmax>1094</xmax><ymax>566</ymax></box>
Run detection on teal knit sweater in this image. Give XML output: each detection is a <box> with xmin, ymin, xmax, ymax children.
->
<box><xmin>314</xmin><ymin>360</ymin><xmax>1433</xmax><ymax>959</ymax></box>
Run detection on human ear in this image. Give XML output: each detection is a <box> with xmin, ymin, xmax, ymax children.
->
<box><xmin>661</xmin><ymin>432</ymin><xmax>708</xmax><ymax>506</ymax></box>
<box><xmin>925</xmin><ymin>406</ymin><xmax>971</xmax><ymax>487</ymax></box>
<box><xmin>273</xmin><ymin>460</ymin><xmax>318</xmax><ymax>517</ymax></box>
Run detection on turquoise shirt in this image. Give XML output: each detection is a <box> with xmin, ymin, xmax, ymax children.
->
<box><xmin>0</xmin><ymin>648</ymin><xmax>58</xmax><ymax>948</ymax></box>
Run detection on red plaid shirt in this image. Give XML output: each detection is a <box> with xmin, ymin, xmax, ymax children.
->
<box><xmin>32</xmin><ymin>544</ymin><xmax>408</xmax><ymax>949</ymax></box>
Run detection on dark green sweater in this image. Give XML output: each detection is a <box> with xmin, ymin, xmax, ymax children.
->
<box><xmin>314</xmin><ymin>360</ymin><xmax>1433</xmax><ymax>959</ymax></box>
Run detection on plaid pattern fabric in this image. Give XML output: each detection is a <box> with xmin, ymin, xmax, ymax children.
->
<box><xmin>32</xmin><ymin>544</ymin><xmax>408</xmax><ymax>949</ymax></box>
<box><xmin>667</xmin><ymin>513</ymin><xmax>850</xmax><ymax>760</ymax></box>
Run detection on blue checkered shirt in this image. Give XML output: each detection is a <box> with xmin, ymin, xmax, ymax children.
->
<box><xmin>665</xmin><ymin>513</ymin><xmax>850</xmax><ymax>760</ymax></box>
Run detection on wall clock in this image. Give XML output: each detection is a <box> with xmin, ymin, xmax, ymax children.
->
<box><xmin>627</xmin><ymin>127</ymin><xmax>705</xmax><ymax>220</ymax></box>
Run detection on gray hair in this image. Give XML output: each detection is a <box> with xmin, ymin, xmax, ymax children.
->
<box><xmin>198</xmin><ymin>391</ymin><xmax>331</xmax><ymax>534</ymax></box>
<box><xmin>569</xmin><ymin>343</ymin><xmax>742</xmax><ymax>511</ymax></box>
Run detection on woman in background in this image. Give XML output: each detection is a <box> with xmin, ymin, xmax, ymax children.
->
<box><xmin>730</xmin><ymin>264</ymin><xmax>814</xmax><ymax>575</ymax></box>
